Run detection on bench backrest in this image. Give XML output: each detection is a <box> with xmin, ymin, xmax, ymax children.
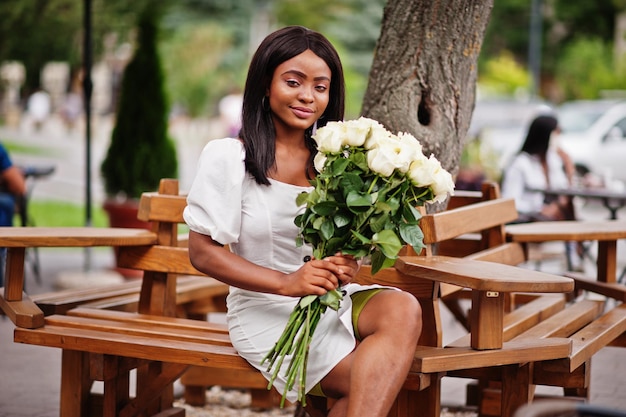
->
<box><xmin>117</xmin><ymin>179</ymin><xmax>199</xmax><ymax>316</ymax></box>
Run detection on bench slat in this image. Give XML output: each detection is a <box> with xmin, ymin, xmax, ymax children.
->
<box><xmin>45</xmin><ymin>314</ymin><xmax>232</xmax><ymax>346</ymax></box>
<box><xmin>420</xmin><ymin>199</ymin><xmax>518</xmax><ymax>244</ymax></box>
<box><xmin>118</xmin><ymin>245</ymin><xmax>203</xmax><ymax>276</ymax></box>
<box><xmin>513</xmin><ymin>299</ymin><xmax>604</xmax><ymax>340</ymax></box>
<box><xmin>67</xmin><ymin>308</ymin><xmax>230</xmax><ymax>334</ymax></box>
<box><xmin>567</xmin><ymin>303</ymin><xmax>626</xmax><ymax>371</ymax></box>
<box><xmin>413</xmin><ymin>338</ymin><xmax>572</xmax><ymax>374</ymax></box>
<box><xmin>14</xmin><ymin>324</ymin><xmax>252</xmax><ymax>371</ymax></box>
<box><xmin>567</xmin><ymin>273</ymin><xmax>626</xmax><ymax>302</ymax></box>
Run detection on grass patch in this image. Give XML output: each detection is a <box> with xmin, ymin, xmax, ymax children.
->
<box><xmin>22</xmin><ymin>200</ymin><xmax>108</xmax><ymax>227</ymax></box>
<box><xmin>1</xmin><ymin>139</ymin><xmax>59</xmax><ymax>157</ymax></box>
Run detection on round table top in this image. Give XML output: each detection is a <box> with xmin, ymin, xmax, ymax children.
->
<box><xmin>0</xmin><ymin>227</ymin><xmax>157</xmax><ymax>247</ymax></box>
<box><xmin>506</xmin><ymin>220</ymin><xmax>626</xmax><ymax>242</ymax></box>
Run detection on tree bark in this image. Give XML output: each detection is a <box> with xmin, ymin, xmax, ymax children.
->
<box><xmin>362</xmin><ymin>0</ymin><xmax>494</xmax><ymax>179</ymax></box>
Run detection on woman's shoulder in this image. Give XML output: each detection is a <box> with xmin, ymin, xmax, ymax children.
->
<box><xmin>203</xmin><ymin>137</ymin><xmax>244</xmax><ymax>152</ymax></box>
<box><xmin>200</xmin><ymin>138</ymin><xmax>245</xmax><ymax>161</ymax></box>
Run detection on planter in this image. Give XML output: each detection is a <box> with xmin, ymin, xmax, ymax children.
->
<box><xmin>103</xmin><ymin>198</ymin><xmax>151</xmax><ymax>278</ymax></box>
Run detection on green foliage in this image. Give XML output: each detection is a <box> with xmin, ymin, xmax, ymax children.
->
<box><xmin>0</xmin><ymin>0</ymin><xmax>81</xmax><ymax>91</ymax></box>
<box><xmin>556</xmin><ymin>37</ymin><xmax>626</xmax><ymax>100</ymax></box>
<box><xmin>480</xmin><ymin>0</ymin><xmax>623</xmax><ymax>100</ymax></box>
<box><xmin>100</xmin><ymin>7</ymin><xmax>178</xmax><ymax>199</ymax></box>
<box><xmin>478</xmin><ymin>50</ymin><xmax>531</xmax><ymax>97</ymax></box>
<box><xmin>160</xmin><ymin>23</ymin><xmax>244</xmax><ymax>117</ymax></box>
<box><xmin>0</xmin><ymin>0</ymin><xmax>154</xmax><ymax>92</ymax></box>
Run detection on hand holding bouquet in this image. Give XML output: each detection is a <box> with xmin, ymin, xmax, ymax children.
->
<box><xmin>262</xmin><ymin>117</ymin><xmax>454</xmax><ymax>406</ymax></box>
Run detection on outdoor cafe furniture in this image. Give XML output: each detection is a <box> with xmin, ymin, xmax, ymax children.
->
<box><xmin>538</xmin><ymin>187</ymin><xmax>626</xmax><ymax>220</ymax></box>
<box><xmin>0</xmin><ymin>227</ymin><xmax>157</xmax><ymax>328</ymax></box>
<box><xmin>506</xmin><ymin>220</ymin><xmax>626</xmax><ymax>300</ymax></box>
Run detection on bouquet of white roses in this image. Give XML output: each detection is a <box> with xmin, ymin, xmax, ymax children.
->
<box><xmin>262</xmin><ymin>117</ymin><xmax>454</xmax><ymax>406</ymax></box>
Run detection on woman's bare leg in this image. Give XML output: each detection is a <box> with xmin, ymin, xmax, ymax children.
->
<box><xmin>321</xmin><ymin>290</ymin><xmax>422</xmax><ymax>417</ymax></box>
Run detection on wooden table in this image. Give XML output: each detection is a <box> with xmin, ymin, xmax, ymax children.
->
<box><xmin>506</xmin><ymin>221</ymin><xmax>626</xmax><ymax>299</ymax></box>
<box><xmin>0</xmin><ymin>227</ymin><xmax>157</xmax><ymax>328</ymax></box>
<box><xmin>539</xmin><ymin>187</ymin><xmax>626</xmax><ymax>220</ymax></box>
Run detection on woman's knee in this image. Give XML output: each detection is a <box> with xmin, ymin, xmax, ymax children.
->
<box><xmin>360</xmin><ymin>290</ymin><xmax>422</xmax><ymax>339</ymax></box>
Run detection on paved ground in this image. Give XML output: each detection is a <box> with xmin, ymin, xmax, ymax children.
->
<box><xmin>1</xmin><ymin>115</ymin><xmax>626</xmax><ymax>415</ymax></box>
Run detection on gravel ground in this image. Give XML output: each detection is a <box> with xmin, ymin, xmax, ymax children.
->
<box><xmin>173</xmin><ymin>387</ymin><xmax>299</xmax><ymax>417</ymax></box>
<box><xmin>172</xmin><ymin>386</ymin><xmax>479</xmax><ymax>417</ymax></box>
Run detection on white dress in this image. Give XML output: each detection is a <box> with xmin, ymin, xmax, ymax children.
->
<box><xmin>183</xmin><ymin>138</ymin><xmax>386</xmax><ymax>402</ymax></box>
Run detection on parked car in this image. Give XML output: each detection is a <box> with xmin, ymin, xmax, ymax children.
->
<box><xmin>557</xmin><ymin>99</ymin><xmax>626</xmax><ymax>184</ymax></box>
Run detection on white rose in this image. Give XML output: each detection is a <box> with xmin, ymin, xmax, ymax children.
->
<box><xmin>313</xmin><ymin>121</ymin><xmax>344</xmax><ymax>154</ymax></box>
<box><xmin>367</xmin><ymin>135</ymin><xmax>404</xmax><ymax>177</ymax></box>
<box><xmin>430</xmin><ymin>161</ymin><xmax>455</xmax><ymax>202</ymax></box>
<box><xmin>362</xmin><ymin>118</ymin><xmax>393</xmax><ymax>150</ymax></box>
<box><xmin>407</xmin><ymin>153</ymin><xmax>434</xmax><ymax>187</ymax></box>
<box><xmin>342</xmin><ymin>118</ymin><xmax>370</xmax><ymax>147</ymax></box>
<box><xmin>313</xmin><ymin>152</ymin><xmax>327</xmax><ymax>173</ymax></box>
<box><xmin>394</xmin><ymin>132</ymin><xmax>423</xmax><ymax>173</ymax></box>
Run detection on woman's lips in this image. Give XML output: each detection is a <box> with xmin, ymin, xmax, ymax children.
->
<box><xmin>291</xmin><ymin>107</ymin><xmax>314</xmax><ymax>119</ymax></box>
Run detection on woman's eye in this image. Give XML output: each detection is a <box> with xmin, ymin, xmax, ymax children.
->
<box><xmin>315</xmin><ymin>85</ymin><xmax>328</xmax><ymax>92</ymax></box>
<box><xmin>286</xmin><ymin>79</ymin><xmax>300</xmax><ymax>87</ymax></box>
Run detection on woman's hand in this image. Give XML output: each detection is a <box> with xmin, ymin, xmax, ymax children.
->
<box><xmin>324</xmin><ymin>252</ymin><xmax>360</xmax><ymax>286</ymax></box>
<box><xmin>281</xmin><ymin>253</ymin><xmax>359</xmax><ymax>297</ymax></box>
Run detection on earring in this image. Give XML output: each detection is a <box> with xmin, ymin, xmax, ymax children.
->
<box><xmin>262</xmin><ymin>96</ymin><xmax>270</xmax><ymax>112</ymax></box>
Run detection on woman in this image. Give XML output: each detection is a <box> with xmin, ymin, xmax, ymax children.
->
<box><xmin>501</xmin><ymin>114</ymin><xmax>575</xmax><ymax>223</ymax></box>
<box><xmin>184</xmin><ymin>26</ymin><xmax>422</xmax><ymax>416</ymax></box>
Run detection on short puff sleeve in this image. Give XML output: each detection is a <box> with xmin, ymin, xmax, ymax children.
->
<box><xmin>183</xmin><ymin>138</ymin><xmax>246</xmax><ymax>245</ymax></box>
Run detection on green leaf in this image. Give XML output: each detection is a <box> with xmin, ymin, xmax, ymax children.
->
<box><xmin>333</xmin><ymin>212</ymin><xmax>352</xmax><ymax>228</ymax></box>
<box><xmin>299</xmin><ymin>294</ymin><xmax>318</xmax><ymax>309</ymax></box>
<box><xmin>369</xmin><ymin>212</ymin><xmax>389</xmax><ymax>233</ymax></box>
<box><xmin>320</xmin><ymin>219</ymin><xmax>335</xmax><ymax>240</ymax></box>
<box><xmin>403</xmin><ymin>204</ymin><xmax>423</xmax><ymax>224</ymax></box>
<box><xmin>312</xmin><ymin>201</ymin><xmax>338</xmax><ymax>216</ymax></box>
<box><xmin>399</xmin><ymin>223</ymin><xmax>424</xmax><ymax>248</ymax></box>
<box><xmin>320</xmin><ymin>289</ymin><xmax>343</xmax><ymax>311</ymax></box>
<box><xmin>351</xmin><ymin>229</ymin><xmax>372</xmax><ymax>245</ymax></box>
<box><xmin>351</xmin><ymin>151</ymin><xmax>368</xmax><ymax>171</ymax></box>
<box><xmin>331</xmin><ymin>157</ymin><xmax>350</xmax><ymax>175</ymax></box>
<box><xmin>296</xmin><ymin>191</ymin><xmax>310</xmax><ymax>207</ymax></box>
<box><xmin>372</xmin><ymin>229</ymin><xmax>403</xmax><ymax>259</ymax></box>
<box><xmin>346</xmin><ymin>190</ymin><xmax>373</xmax><ymax>212</ymax></box>
<box><xmin>312</xmin><ymin>216</ymin><xmax>325</xmax><ymax>230</ymax></box>
<box><xmin>340</xmin><ymin>172</ymin><xmax>364</xmax><ymax>192</ymax></box>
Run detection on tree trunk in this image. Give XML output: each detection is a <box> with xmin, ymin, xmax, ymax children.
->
<box><xmin>361</xmin><ymin>0</ymin><xmax>494</xmax><ymax>180</ymax></box>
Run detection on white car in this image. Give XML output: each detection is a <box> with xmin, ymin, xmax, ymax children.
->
<box><xmin>557</xmin><ymin>99</ymin><xmax>626</xmax><ymax>184</ymax></box>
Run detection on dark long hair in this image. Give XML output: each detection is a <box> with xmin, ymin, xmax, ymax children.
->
<box><xmin>519</xmin><ymin>115</ymin><xmax>559</xmax><ymax>161</ymax></box>
<box><xmin>239</xmin><ymin>26</ymin><xmax>346</xmax><ymax>185</ymax></box>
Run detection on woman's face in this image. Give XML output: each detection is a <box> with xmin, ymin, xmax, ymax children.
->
<box><xmin>267</xmin><ymin>49</ymin><xmax>331</xmax><ymax>135</ymax></box>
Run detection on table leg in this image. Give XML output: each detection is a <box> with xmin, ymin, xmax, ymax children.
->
<box><xmin>4</xmin><ymin>247</ymin><xmax>25</xmax><ymax>301</ymax></box>
<box><xmin>597</xmin><ymin>240</ymin><xmax>617</xmax><ymax>284</ymax></box>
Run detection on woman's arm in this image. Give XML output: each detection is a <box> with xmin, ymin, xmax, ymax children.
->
<box><xmin>1</xmin><ymin>166</ymin><xmax>26</xmax><ymax>196</ymax></box>
<box><xmin>188</xmin><ymin>230</ymin><xmax>356</xmax><ymax>297</ymax></box>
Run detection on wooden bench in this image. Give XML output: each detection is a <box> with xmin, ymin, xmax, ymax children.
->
<box><xmin>32</xmin><ymin>275</ymin><xmax>227</xmax><ymax>317</ymax></box>
<box><xmin>2</xmin><ymin>179</ymin><xmax>580</xmax><ymax>417</ymax></box>
<box><xmin>427</xmin><ymin>183</ymin><xmax>626</xmax><ymax>416</ymax></box>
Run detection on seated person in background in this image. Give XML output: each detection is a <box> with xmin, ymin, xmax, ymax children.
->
<box><xmin>0</xmin><ymin>143</ymin><xmax>26</xmax><ymax>286</ymax></box>
<box><xmin>501</xmin><ymin>114</ymin><xmax>582</xmax><ymax>270</ymax></box>
<box><xmin>501</xmin><ymin>114</ymin><xmax>575</xmax><ymax>223</ymax></box>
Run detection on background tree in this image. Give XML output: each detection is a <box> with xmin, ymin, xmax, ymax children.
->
<box><xmin>362</xmin><ymin>0</ymin><xmax>494</xmax><ymax>181</ymax></box>
<box><xmin>100</xmin><ymin>6</ymin><xmax>177</xmax><ymax>200</ymax></box>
